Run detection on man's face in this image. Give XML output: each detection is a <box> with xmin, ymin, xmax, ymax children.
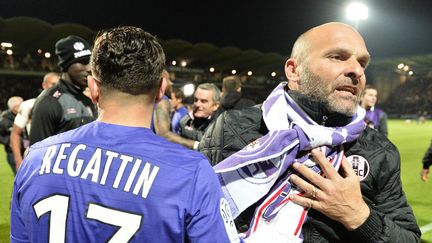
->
<box><xmin>296</xmin><ymin>24</ymin><xmax>370</xmax><ymax>116</ymax></box>
<box><xmin>43</xmin><ymin>75</ymin><xmax>60</xmax><ymax>90</ymax></box>
<box><xmin>360</xmin><ymin>88</ymin><xmax>377</xmax><ymax>108</ymax></box>
<box><xmin>67</xmin><ymin>60</ymin><xmax>91</xmax><ymax>90</ymax></box>
<box><xmin>193</xmin><ymin>88</ymin><xmax>219</xmax><ymax>118</ymax></box>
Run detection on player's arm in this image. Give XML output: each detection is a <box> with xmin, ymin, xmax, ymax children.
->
<box><xmin>29</xmin><ymin>97</ymin><xmax>62</xmax><ymax>145</ymax></box>
<box><xmin>10</xmin><ymin>125</ymin><xmax>24</xmax><ymax>170</ymax></box>
<box><xmin>10</xmin><ymin>178</ymin><xmax>30</xmax><ymax>243</ymax></box>
<box><xmin>153</xmin><ymin>99</ymin><xmax>196</xmax><ymax>149</ymax></box>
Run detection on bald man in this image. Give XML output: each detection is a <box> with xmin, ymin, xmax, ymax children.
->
<box><xmin>200</xmin><ymin>22</ymin><xmax>420</xmax><ymax>242</ymax></box>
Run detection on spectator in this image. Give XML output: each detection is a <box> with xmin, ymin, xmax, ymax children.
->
<box><xmin>360</xmin><ymin>85</ymin><xmax>388</xmax><ymax>136</ymax></box>
<box><xmin>10</xmin><ymin>72</ymin><xmax>60</xmax><ymax>170</ymax></box>
<box><xmin>170</xmin><ymin>87</ymin><xmax>188</xmax><ymax>134</ymax></box>
<box><xmin>200</xmin><ymin>22</ymin><xmax>420</xmax><ymax>242</ymax></box>
<box><xmin>0</xmin><ymin>96</ymin><xmax>23</xmax><ymax>174</ymax></box>
<box><xmin>179</xmin><ymin>83</ymin><xmax>221</xmax><ymax>143</ymax></box>
<box><xmin>29</xmin><ymin>35</ymin><xmax>96</xmax><ymax>145</ymax></box>
<box><xmin>420</xmin><ymin>140</ymin><xmax>432</xmax><ymax>182</ymax></box>
<box><xmin>220</xmin><ymin>75</ymin><xmax>255</xmax><ymax>110</ymax></box>
<box><xmin>11</xmin><ymin>26</ymin><xmax>240</xmax><ymax>243</ymax></box>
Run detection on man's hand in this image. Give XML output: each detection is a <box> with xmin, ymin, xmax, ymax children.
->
<box><xmin>289</xmin><ymin>149</ymin><xmax>370</xmax><ymax>230</ymax></box>
<box><xmin>420</xmin><ymin>168</ymin><xmax>429</xmax><ymax>182</ymax></box>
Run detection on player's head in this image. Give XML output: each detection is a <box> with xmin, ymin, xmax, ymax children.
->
<box><xmin>41</xmin><ymin>72</ymin><xmax>60</xmax><ymax>90</ymax></box>
<box><xmin>285</xmin><ymin>22</ymin><xmax>370</xmax><ymax>116</ymax></box>
<box><xmin>55</xmin><ymin>35</ymin><xmax>92</xmax><ymax>90</ymax></box>
<box><xmin>89</xmin><ymin>26</ymin><xmax>166</xmax><ymax>102</ymax></box>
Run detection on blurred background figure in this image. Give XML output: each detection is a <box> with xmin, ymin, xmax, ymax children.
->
<box><xmin>220</xmin><ymin>75</ymin><xmax>255</xmax><ymax>110</ymax></box>
<box><xmin>10</xmin><ymin>72</ymin><xmax>60</xmax><ymax>171</ymax></box>
<box><xmin>420</xmin><ymin>140</ymin><xmax>432</xmax><ymax>182</ymax></box>
<box><xmin>0</xmin><ymin>96</ymin><xmax>23</xmax><ymax>174</ymax></box>
<box><xmin>360</xmin><ymin>85</ymin><xmax>388</xmax><ymax>136</ymax></box>
<box><xmin>170</xmin><ymin>87</ymin><xmax>188</xmax><ymax>134</ymax></box>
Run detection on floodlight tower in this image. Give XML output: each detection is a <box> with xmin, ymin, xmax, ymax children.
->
<box><xmin>346</xmin><ymin>2</ymin><xmax>369</xmax><ymax>30</ymax></box>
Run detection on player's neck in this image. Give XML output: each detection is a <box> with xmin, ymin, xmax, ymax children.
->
<box><xmin>97</xmin><ymin>99</ymin><xmax>154</xmax><ymax>128</ymax></box>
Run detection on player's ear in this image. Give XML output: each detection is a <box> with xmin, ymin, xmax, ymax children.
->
<box><xmin>155</xmin><ymin>76</ymin><xmax>167</xmax><ymax>103</ymax></box>
<box><xmin>87</xmin><ymin>75</ymin><xmax>100</xmax><ymax>104</ymax></box>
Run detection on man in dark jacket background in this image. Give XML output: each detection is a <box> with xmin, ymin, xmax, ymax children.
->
<box><xmin>0</xmin><ymin>96</ymin><xmax>23</xmax><ymax>174</ymax></box>
<box><xmin>220</xmin><ymin>75</ymin><xmax>255</xmax><ymax>110</ymax></box>
<box><xmin>29</xmin><ymin>35</ymin><xmax>96</xmax><ymax>145</ymax></box>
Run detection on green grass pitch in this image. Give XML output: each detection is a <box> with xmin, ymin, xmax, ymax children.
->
<box><xmin>0</xmin><ymin>119</ymin><xmax>432</xmax><ymax>242</ymax></box>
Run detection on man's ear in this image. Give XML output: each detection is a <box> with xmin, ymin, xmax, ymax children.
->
<box><xmin>155</xmin><ymin>76</ymin><xmax>167</xmax><ymax>103</ymax></box>
<box><xmin>285</xmin><ymin>58</ymin><xmax>301</xmax><ymax>89</ymax></box>
<box><xmin>87</xmin><ymin>75</ymin><xmax>100</xmax><ymax>104</ymax></box>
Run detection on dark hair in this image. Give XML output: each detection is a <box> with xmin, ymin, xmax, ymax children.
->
<box><xmin>222</xmin><ymin>75</ymin><xmax>241</xmax><ymax>92</ymax></box>
<box><xmin>90</xmin><ymin>26</ymin><xmax>166</xmax><ymax>95</ymax></box>
<box><xmin>172</xmin><ymin>87</ymin><xmax>185</xmax><ymax>100</ymax></box>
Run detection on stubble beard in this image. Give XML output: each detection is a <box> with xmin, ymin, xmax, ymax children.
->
<box><xmin>298</xmin><ymin>65</ymin><xmax>359</xmax><ymax>116</ymax></box>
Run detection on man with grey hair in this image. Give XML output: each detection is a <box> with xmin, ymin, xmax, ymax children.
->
<box><xmin>0</xmin><ymin>96</ymin><xmax>23</xmax><ymax>174</ymax></box>
<box><xmin>179</xmin><ymin>83</ymin><xmax>221</xmax><ymax>145</ymax></box>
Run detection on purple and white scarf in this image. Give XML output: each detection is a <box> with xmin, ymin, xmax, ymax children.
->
<box><xmin>214</xmin><ymin>82</ymin><xmax>366</xmax><ymax>241</ymax></box>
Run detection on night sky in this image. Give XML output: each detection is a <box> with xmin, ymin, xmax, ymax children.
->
<box><xmin>1</xmin><ymin>0</ymin><xmax>432</xmax><ymax>59</ymax></box>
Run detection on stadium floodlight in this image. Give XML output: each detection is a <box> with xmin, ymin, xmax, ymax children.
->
<box><xmin>183</xmin><ymin>83</ymin><xmax>195</xmax><ymax>97</ymax></box>
<box><xmin>1</xmin><ymin>42</ymin><xmax>12</xmax><ymax>48</ymax></box>
<box><xmin>346</xmin><ymin>2</ymin><xmax>368</xmax><ymax>29</ymax></box>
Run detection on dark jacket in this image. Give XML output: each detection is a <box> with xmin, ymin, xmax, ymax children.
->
<box><xmin>179</xmin><ymin>110</ymin><xmax>221</xmax><ymax>142</ymax></box>
<box><xmin>220</xmin><ymin>91</ymin><xmax>255</xmax><ymax>110</ymax></box>
<box><xmin>199</xmin><ymin>95</ymin><xmax>420</xmax><ymax>242</ymax></box>
<box><xmin>0</xmin><ymin>110</ymin><xmax>16</xmax><ymax>152</ymax></box>
<box><xmin>30</xmin><ymin>79</ymin><xmax>96</xmax><ymax>145</ymax></box>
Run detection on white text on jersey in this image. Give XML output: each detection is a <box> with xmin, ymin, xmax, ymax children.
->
<box><xmin>39</xmin><ymin>143</ymin><xmax>160</xmax><ymax>199</ymax></box>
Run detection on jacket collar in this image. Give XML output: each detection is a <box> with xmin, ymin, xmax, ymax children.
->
<box><xmin>287</xmin><ymin>90</ymin><xmax>353</xmax><ymax>127</ymax></box>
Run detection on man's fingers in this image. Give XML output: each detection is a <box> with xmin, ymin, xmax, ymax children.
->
<box><xmin>339</xmin><ymin>157</ymin><xmax>357</xmax><ymax>178</ymax></box>
<box><xmin>290</xmin><ymin>174</ymin><xmax>321</xmax><ymax>199</ymax></box>
<box><xmin>310</xmin><ymin>149</ymin><xmax>338</xmax><ymax>179</ymax></box>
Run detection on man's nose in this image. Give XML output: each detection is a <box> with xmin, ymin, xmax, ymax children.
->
<box><xmin>345</xmin><ymin>58</ymin><xmax>364</xmax><ymax>84</ymax></box>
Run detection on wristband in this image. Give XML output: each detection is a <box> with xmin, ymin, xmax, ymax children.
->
<box><xmin>193</xmin><ymin>141</ymin><xmax>200</xmax><ymax>151</ymax></box>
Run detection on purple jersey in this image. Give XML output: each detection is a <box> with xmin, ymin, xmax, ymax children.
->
<box><xmin>11</xmin><ymin>121</ymin><xmax>240</xmax><ymax>243</ymax></box>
